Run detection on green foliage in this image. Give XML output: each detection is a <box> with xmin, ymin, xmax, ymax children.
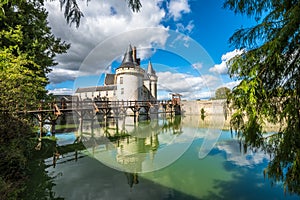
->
<box><xmin>0</xmin><ymin>0</ymin><xmax>69</xmax><ymax>109</ymax></box>
<box><xmin>0</xmin><ymin>1</ymin><xmax>70</xmax><ymax>75</ymax></box>
<box><xmin>215</xmin><ymin>87</ymin><xmax>231</xmax><ymax>99</ymax></box>
<box><xmin>59</xmin><ymin>0</ymin><xmax>85</xmax><ymax>28</ymax></box>
<box><xmin>127</xmin><ymin>0</ymin><xmax>142</xmax><ymax>12</ymax></box>
<box><xmin>200</xmin><ymin>108</ymin><xmax>205</xmax><ymax>121</ymax></box>
<box><xmin>0</xmin><ymin>1</ymin><xmax>69</xmax><ymax>199</ymax></box>
<box><xmin>0</xmin><ymin>111</ymin><xmax>34</xmax><ymax>200</ymax></box>
<box><xmin>225</xmin><ymin>0</ymin><xmax>300</xmax><ymax>194</ymax></box>
<box><xmin>0</xmin><ymin>45</ymin><xmax>47</xmax><ymax>111</ymax></box>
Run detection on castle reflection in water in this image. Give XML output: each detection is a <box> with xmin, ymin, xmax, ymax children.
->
<box><xmin>76</xmin><ymin>113</ymin><xmax>187</xmax><ymax>174</ymax></box>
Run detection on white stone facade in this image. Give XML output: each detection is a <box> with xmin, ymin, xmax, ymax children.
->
<box><xmin>116</xmin><ymin>67</ymin><xmax>145</xmax><ymax>101</ymax></box>
<box><xmin>74</xmin><ymin>45</ymin><xmax>158</xmax><ymax>102</ymax></box>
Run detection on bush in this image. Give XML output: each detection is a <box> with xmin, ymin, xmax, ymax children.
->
<box><xmin>0</xmin><ymin>112</ymin><xmax>33</xmax><ymax>200</ymax></box>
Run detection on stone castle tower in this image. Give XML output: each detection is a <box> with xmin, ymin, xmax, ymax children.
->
<box><xmin>116</xmin><ymin>45</ymin><xmax>157</xmax><ymax>101</ymax></box>
<box><xmin>144</xmin><ymin>60</ymin><xmax>158</xmax><ymax>100</ymax></box>
<box><xmin>74</xmin><ymin>44</ymin><xmax>158</xmax><ymax>102</ymax></box>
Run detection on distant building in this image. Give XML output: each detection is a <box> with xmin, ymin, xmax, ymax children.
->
<box><xmin>75</xmin><ymin>45</ymin><xmax>158</xmax><ymax>101</ymax></box>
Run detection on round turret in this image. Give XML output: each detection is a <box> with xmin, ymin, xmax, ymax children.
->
<box><xmin>116</xmin><ymin>45</ymin><xmax>145</xmax><ymax>101</ymax></box>
<box><xmin>147</xmin><ymin>60</ymin><xmax>158</xmax><ymax>99</ymax></box>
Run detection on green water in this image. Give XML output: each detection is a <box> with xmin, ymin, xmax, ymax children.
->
<box><xmin>26</xmin><ymin>115</ymin><xmax>299</xmax><ymax>200</ymax></box>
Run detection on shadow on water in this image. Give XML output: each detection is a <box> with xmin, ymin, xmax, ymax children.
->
<box><xmin>24</xmin><ymin>149</ymin><xmax>199</xmax><ymax>200</ymax></box>
<box><xmin>46</xmin><ymin>154</ymin><xmax>200</xmax><ymax>200</ymax></box>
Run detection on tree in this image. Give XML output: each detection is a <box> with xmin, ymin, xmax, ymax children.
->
<box><xmin>215</xmin><ymin>87</ymin><xmax>231</xmax><ymax>99</ymax></box>
<box><xmin>0</xmin><ymin>1</ymin><xmax>69</xmax><ymax>199</ymax></box>
<box><xmin>0</xmin><ymin>1</ymin><xmax>70</xmax><ymax>102</ymax></box>
<box><xmin>200</xmin><ymin>108</ymin><xmax>206</xmax><ymax>121</ymax></box>
<box><xmin>224</xmin><ymin>0</ymin><xmax>300</xmax><ymax>194</ymax></box>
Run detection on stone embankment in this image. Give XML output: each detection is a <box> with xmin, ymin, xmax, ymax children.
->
<box><xmin>181</xmin><ymin>99</ymin><xmax>228</xmax><ymax>115</ymax></box>
<box><xmin>180</xmin><ymin>100</ymin><xmax>280</xmax><ymax>132</ymax></box>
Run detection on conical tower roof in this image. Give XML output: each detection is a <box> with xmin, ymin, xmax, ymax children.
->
<box><xmin>147</xmin><ymin>60</ymin><xmax>156</xmax><ymax>75</ymax></box>
<box><xmin>119</xmin><ymin>45</ymin><xmax>134</xmax><ymax>68</ymax></box>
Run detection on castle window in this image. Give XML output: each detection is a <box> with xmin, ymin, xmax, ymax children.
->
<box><xmin>121</xmin><ymin>88</ymin><xmax>124</xmax><ymax>95</ymax></box>
<box><xmin>120</xmin><ymin>77</ymin><xmax>123</xmax><ymax>84</ymax></box>
<box><xmin>106</xmin><ymin>91</ymin><xmax>108</xmax><ymax>96</ymax></box>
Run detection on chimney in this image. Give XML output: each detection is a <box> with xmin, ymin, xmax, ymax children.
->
<box><xmin>133</xmin><ymin>46</ymin><xmax>137</xmax><ymax>63</ymax></box>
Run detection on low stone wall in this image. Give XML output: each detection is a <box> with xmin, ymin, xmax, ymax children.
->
<box><xmin>180</xmin><ymin>100</ymin><xmax>280</xmax><ymax>132</ymax></box>
<box><xmin>181</xmin><ymin>99</ymin><xmax>227</xmax><ymax>115</ymax></box>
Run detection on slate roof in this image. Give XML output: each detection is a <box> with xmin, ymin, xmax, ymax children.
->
<box><xmin>75</xmin><ymin>85</ymin><xmax>116</xmax><ymax>93</ymax></box>
<box><xmin>119</xmin><ymin>45</ymin><xmax>135</xmax><ymax>68</ymax></box>
<box><xmin>104</xmin><ymin>74</ymin><xmax>116</xmax><ymax>85</ymax></box>
<box><xmin>147</xmin><ymin>60</ymin><xmax>156</xmax><ymax>75</ymax></box>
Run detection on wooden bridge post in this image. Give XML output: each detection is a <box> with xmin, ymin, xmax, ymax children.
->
<box><xmin>79</xmin><ymin>117</ymin><xmax>83</xmax><ymax>134</ymax></box>
<box><xmin>38</xmin><ymin>113</ymin><xmax>43</xmax><ymax>139</ymax></box>
<box><xmin>163</xmin><ymin>102</ymin><xmax>167</xmax><ymax>113</ymax></box>
<box><xmin>51</xmin><ymin>119</ymin><xmax>56</xmax><ymax>135</ymax></box>
<box><xmin>91</xmin><ymin>116</ymin><xmax>95</xmax><ymax>137</ymax></box>
<box><xmin>38</xmin><ymin>101</ymin><xmax>43</xmax><ymax>138</ymax></box>
<box><xmin>132</xmin><ymin>102</ymin><xmax>140</xmax><ymax>123</ymax></box>
<box><xmin>115</xmin><ymin>110</ymin><xmax>119</xmax><ymax>134</ymax></box>
<box><xmin>79</xmin><ymin>111</ymin><xmax>83</xmax><ymax>134</ymax></box>
<box><xmin>133</xmin><ymin>110</ymin><xmax>137</xmax><ymax>123</ymax></box>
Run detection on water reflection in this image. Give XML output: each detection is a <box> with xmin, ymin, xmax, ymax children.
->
<box><xmin>216</xmin><ymin>139</ymin><xmax>270</xmax><ymax>167</ymax></box>
<box><xmin>125</xmin><ymin>172</ymin><xmax>139</xmax><ymax>189</ymax></box>
<box><xmin>76</xmin><ymin>114</ymin><xmax>192</xmax><ymax>173</ymax></box>
<box><xmin>28</xmin><ymin>115</ymin><xmax>299</xmax><ymax>199</ymax></box>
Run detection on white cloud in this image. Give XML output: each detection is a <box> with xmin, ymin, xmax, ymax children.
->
<box><xmin>192</xmin><ymin>62</ymin><xmax>203</xmax><ymax>70</ymax></box>
<box><xmin>157</xmin><ymin>71</ymin><xmax>220</xmax><ymax>100</ymax></box>
<box><xmin>221</xmin><ymin>80</ymin><xmax>241</xmax><ymax>90</ymax></box>
<box><xmin>194</xmin><ymin>91</ymin><xmax>214</xmax><ymax>99</ymax></box>
<box><xmin>209</xmin><ymin>49</ymin><xmax>244</xmax><ymax>74</ymax></box>
<box><xmin>168</xmin><ymin>0</ymin><xmax>191</xmax><ymax>21</ymax></box>
<box><xmin>217</xmin><ymin>140</ymin><xmax>269</xmax><ymax>167</ymax></box>
<box><xmin>170</xmin><ymin>33</ymin><xmax>191</xmax><ymax>48</ymax></box>
<box><xmin>45</xmin><ymin>0</ymin><xmax>170</xmax><ymax>84</ymax></box>
<box><xmin>176</xmin><ymin>20</ymin><xmax>194</xmax><ymax>34</ymax></box>
<box><xmin>47</xmin><ymin>68</ymin><xmax>82</xmax><ymax>84</ymax></box>
<box><xmin>209</xmin><ymin>62</ymin><xmax>228</xmax><ymax>74</ymax></box>
<box><xmin>48</xmin><ymin>88</ymin><xmax>74</xmax><ymax>95</ymax></box>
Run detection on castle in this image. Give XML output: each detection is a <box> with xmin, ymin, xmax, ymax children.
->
<box><xmin>75</xmin><ymin>45</ymin><xmax>158</xmax><ymax>101</ymax></box>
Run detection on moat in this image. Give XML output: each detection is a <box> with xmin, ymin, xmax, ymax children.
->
<box><xmin>25</xmin><ymin>114</ymin><xmax>299</xmax><ymax>200</ymax></box>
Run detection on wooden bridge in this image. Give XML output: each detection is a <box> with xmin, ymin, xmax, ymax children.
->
<box><xmin>20</xmin><ymin>97</ymin><xmax>182</xmax><ymax>138</ymax></box>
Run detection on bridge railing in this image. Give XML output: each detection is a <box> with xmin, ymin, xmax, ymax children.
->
<box><xmin>5</xmin><ymin>98</ymin><xmax>173</xmax><ymax>114</ymax></box>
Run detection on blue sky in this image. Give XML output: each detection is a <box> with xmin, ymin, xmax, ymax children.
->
<box><xmin>45</xmin><ymin>0</ymin><xmax>256</xmax><ymax>100</ymax></box>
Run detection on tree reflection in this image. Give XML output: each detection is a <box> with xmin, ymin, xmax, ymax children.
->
<box><xmin>23</xmin><ymin>139</ymin><xmax>64</xmax><ymax>200</ymax></box>
<box><xmin>24</xmin><ymin>114</ymin><xmax>184</xmax><ymax>198</ymax></box>
<box><xmin>125</xmin><ymin>172</ymin><xmax>139</xmax><ymax>189</ymax></box>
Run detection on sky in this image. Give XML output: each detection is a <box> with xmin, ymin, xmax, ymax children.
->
<box><xmin>45</xmin><ymin>0</ymin><xmax>256</xmax><ymax>100</ymax></box>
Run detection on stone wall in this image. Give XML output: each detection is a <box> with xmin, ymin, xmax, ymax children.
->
<box><xmin>181</xmin><ymin>99</ymin><xmax>228</xmax><ymax>115</ymax></box>
<box><xmin>180</xmin><ymin>100</ymin><xmax>280</xmax><ymax>132</ymax></box>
